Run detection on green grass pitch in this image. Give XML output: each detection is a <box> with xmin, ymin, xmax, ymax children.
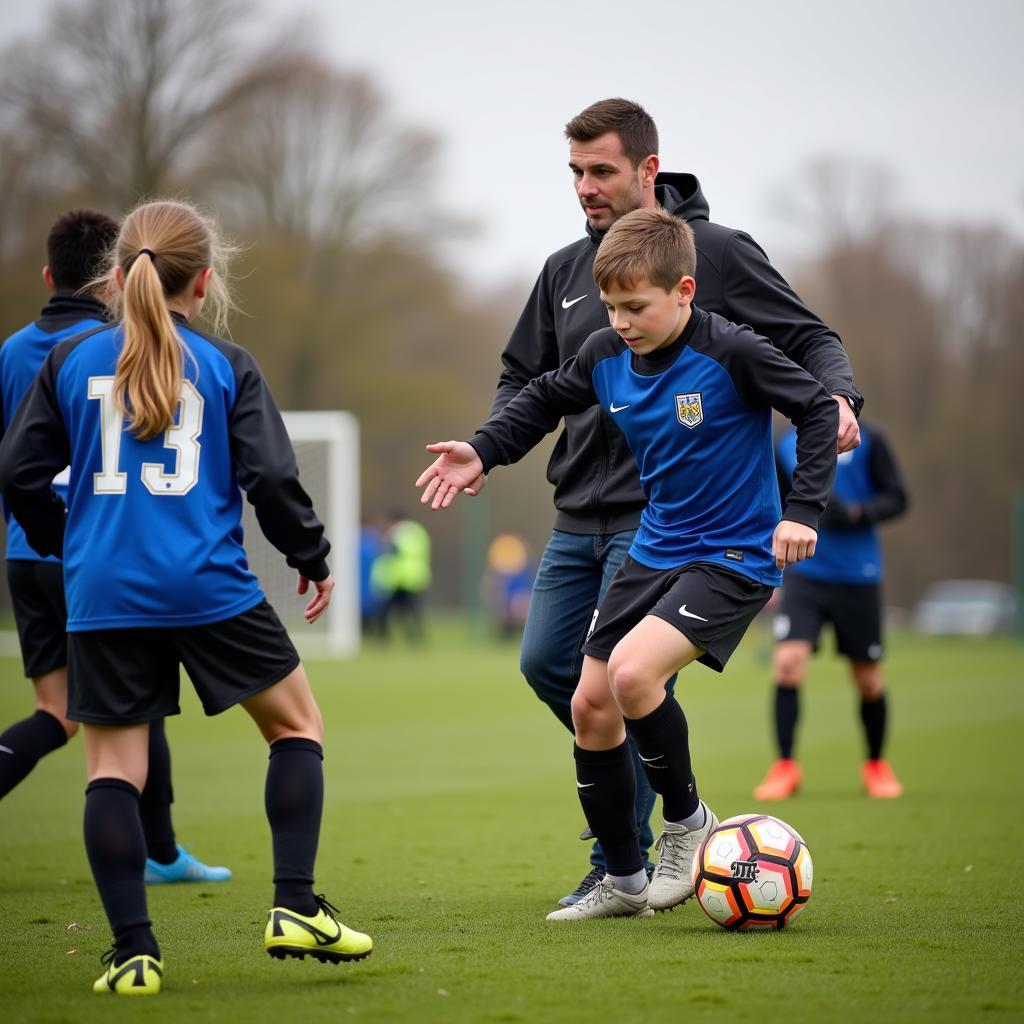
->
<box><xmin>1</xmin><ymin>624</ymin><xmax>1022</xmax><ymax>1022</ymax></box>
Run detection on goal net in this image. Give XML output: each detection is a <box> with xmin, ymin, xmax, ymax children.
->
<box><xmin>240</xmin><ymin>411</ymin><xmax>360</xmax><ymax>658</ymax></box>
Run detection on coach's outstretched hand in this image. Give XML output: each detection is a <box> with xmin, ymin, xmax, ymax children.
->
<box><xmin>416</xmin><ymin>441</ymin><xmax>485</xmax><ymax>510</ymax></box>
<box><xmin>298</xmin><ymin>572</ymin><xmax>334</xmax><ymax>623</ymax></box>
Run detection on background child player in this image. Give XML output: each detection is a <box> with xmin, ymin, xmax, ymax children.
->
<box><xmin>416</xmin><ymin>207</ymin><xmax>838</xmax><ymax>920</ymax></box>
<box><xmin>0</xmin><ymin>208</ymin><xmax>229</xmax><ymax>885</ymax></box>
<box><xmin>0</xmin><ymin>200</ymin><xmax>371</xmax><ymax>994</ymax></box>
<box><xmin>755</xmin><ymin>418</ymin><xmax>909</xmax><ymax>800</ymax></box>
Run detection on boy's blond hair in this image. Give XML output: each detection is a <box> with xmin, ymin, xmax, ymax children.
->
<box><xmin>593</xmin><ymin>207</ymin><xmax>696</xmax><ymax>292</ymax></box>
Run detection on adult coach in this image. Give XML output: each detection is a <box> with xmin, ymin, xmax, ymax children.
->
<box><xmin>486</xmin><ymin>98</ymin><xmax>863</xmax><ymax>906</ymax></box>
<box><xmin>0</xmin><ymin>209</ymin><xmax>229</xmax><ymax>885</ymax></box>
<box><xmin>755</xmin><ymin>420</ymin><xmax>908</xmax><ymax>800</ymax></box>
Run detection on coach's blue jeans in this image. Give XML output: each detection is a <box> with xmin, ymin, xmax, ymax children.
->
<box><xmin>520</xmin><ymin>528</ymin><xmax>674</xmax><ymax>870</ymax></box>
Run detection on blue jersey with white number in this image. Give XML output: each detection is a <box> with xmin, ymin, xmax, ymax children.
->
<box><xmin>471</xmin><ymin>307</ymin><xmax>839</xmax><ymax>587</ymax></box>
<box><xmin>0</xmin><ymin>317</ymin><xmax>330</xmax><ymax>631</ymax></box>
<box><xmin>0</xmin><ymin>294</ymin><xmax>106</xmax><ymax>562</ymax></box>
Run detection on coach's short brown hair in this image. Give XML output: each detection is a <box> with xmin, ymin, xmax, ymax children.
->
<box><xmin>593</xmin><ymin>208</ymin><xmax>696</xmax><ymax>292</ymax></box>
<box><xmin>564</xmin><ymin>98</ymin><xmax>658</xmax><ymax>168</ymax></box>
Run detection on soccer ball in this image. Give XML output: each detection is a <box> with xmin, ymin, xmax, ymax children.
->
<box><xmin>690</xmin><ymin>813</ymin><xmax>812</xmax><ymax>931</ymax></box>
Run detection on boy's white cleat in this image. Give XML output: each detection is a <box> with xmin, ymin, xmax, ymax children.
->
<box><xmin>648</xmin><ymin>803</ymin><xmax>719</xmax><ymax>911</ymax></box>
<box><xmin>546</xmin><ymin>876</ymin><xmax>654</xmax><ymax>920</ymax></box>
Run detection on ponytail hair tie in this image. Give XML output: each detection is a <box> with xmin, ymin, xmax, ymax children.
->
<box><xmin>139</xmin><ymin>248</ymin><xmax>156</xmax><ymax>260</ymax></box>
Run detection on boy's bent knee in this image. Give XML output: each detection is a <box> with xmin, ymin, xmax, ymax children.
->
<box><xmin>607</xmin><ymin>657</ymin><xmax>658</xmax><ymax>717</ymax></box>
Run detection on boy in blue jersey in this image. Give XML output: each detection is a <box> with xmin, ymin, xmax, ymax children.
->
<box><xmin>0</xmin><ymin>209</ymin><xmax>229</xmax><ymax>886</ymax></box>
<box><xmin>755</xmin><ymin>420</ymin><xmax>908</xmax><ymax>800</ymax></box>
<box><xmin>417</xmin><ymin>207</ymin><xmax>838</xmax><ymax>919</ymax></box>
<box><xmin>0</xmin><ymin>200</ymin><xmax>371</xmax><ymax>993</ymax></box>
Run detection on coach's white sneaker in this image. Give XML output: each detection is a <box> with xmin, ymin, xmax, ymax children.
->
<box><xmin>648</xmin><ymin>803</ymin><xmax>719</xmax><ymax>911</ymax></box>
<box><xmin>545</xmin><ymin>876</ymin><xmax>654</xmax><ymax>921</ymax></box>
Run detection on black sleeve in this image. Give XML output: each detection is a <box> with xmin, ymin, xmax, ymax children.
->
<box><xmin>0</xmin><ymin>350</ymin><xmax>71</xmax><ymax>558</ymax></box>
<box><xmin>859</xmin><ymin>426</ymin><xmax>908</xmax><ymax>524</ymax></box>
<box><xmin>470</xmin><ymin>344</ymin><xmax>600</xmax><ymax>473</ymax></box>
<box><xmin>722</xmin><ymin>232</ymin><xmax>863</xmax><ymax>413</ymax></box>
<box><xmin>727</xmin><ymin>332</ymin><xmax>838</xmax><ymax>529</ymax></box>
<box><xmin>488</xmin><ymin>268</ymin><xmax>561</xmax><ymax>418</ymax></box>
<box><xmin>229</xmin><ymin>352</ymin><xmax>331</xmax><ymax>581</ymax></box>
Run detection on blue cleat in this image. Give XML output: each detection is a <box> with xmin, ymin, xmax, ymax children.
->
<box><xmin>144</xmin><ymin>845</ymin><xmax>232</xmax><ymax>885</ymax></box>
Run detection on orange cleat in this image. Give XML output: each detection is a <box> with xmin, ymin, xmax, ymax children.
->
<box><xmin>753</xmin><ymin>759</ymin><xmax>802</xmax><ymax>800</ymax></box>
<box><xmin>862</xmin><ymin>759</ymin><xmax>903</xmax><ymax>798</ymax></box>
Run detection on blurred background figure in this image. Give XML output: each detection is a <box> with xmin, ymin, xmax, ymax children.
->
<box><xmin>756</xmin><ymin>419</ymin><xmax>909</xmax><ymax>801</ymax></box>
<box><xmin>482</xmin><ymin>533</ymin><xmax>535</xmax><ymax>640</ymax></box>
<box><xmin>358</xmin><ymin>518</ymin><xmax>390</xmax><ymax>640</ymax></box>
<box><xmin>373</xmin><ymin>514</ymin><xmax>432</xmax><ymax>643</ymax></box>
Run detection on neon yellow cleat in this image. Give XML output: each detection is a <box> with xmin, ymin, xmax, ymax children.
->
<box><xmin>92</xmin><ymin>950</ymin><xmax>163</xmax><ymax>995</ymax></box>
<box><xmin>265</xmin><ymin>894</ymin><xmax>372</xmax><ymax>964</ymax></box>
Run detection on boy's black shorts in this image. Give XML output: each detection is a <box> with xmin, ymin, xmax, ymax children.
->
<box><xmin>773</xmin><ymin>574</ymin><xmax>882</xmax><ymax>662</ymax></box>
<box><xmin>582</xmin><ymin>557</ymin><xmax>773</xmax><ymax>672</ymax></box>
<box><xmin>67</xmin><ymin>600</ymin><xmax>301</xmax><ymax>725</ymax></box>
<box><xmin>6</xmin><ymin>560</ymin><xmax>68</xmax><ymax>679</ymax></box>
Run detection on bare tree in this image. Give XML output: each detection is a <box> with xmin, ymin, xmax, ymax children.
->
<box><xmin>197</xmin><ymin>57</ymin><xmax>443</xmax><ymax>247</ymax></box>
<box><xmin>0</xmin><ymin>0</ymin><xmax>310</xmax><ymax>207</ymax></box>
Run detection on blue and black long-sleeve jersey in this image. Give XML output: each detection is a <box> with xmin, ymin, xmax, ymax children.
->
<box><xmin>489</xmin><ymin>172</ymin><xmax>860</xmax><ymax>536</ymax></box>
<box><xmin>0</xmin><ymin>292</ymin><xmax>108</xmax><ymax>563</ymax></box>
<box><xmin>0</xmin><ymin>316</ymin><xmax>329</xmax><ymax>631</ymax></box>
<box><xmin>777</xmin><ymin>421</ymin><xmax>907</xmax><ymax>584</ymax></box>
<box><xmin>472</xmin><ymin>306</ymin><xmax>838</xmax><ymax>587</ymax></box>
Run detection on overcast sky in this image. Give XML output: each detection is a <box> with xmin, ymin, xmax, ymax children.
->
<box><xmin>3</xmin><ymin>0</ymin><xmax>1021</xmax><ymax>289</ymax></box>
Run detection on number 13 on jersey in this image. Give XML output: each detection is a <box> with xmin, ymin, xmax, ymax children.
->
<box><xmin>88</xmin><ymin>376</ymin><xmax>204</xmax><ymax>496</ymax></box>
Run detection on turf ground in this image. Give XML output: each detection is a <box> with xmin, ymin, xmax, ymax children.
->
<box><xmin>1</xmin><ymin>623</ymin><xmax>1022</xmax><ymax>1022</ymax></box>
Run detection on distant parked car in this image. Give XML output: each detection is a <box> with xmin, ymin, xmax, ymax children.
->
<box><xmin>913</xmin><ymin>580</ymin><xmax>1018</xmax><ymax>636</ymax></box>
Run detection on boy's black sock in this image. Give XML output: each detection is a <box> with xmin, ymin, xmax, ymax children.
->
<box><xmin>0</xmin><ymin>710</ymin><xmax>68</xmax><ymax>799</ymax></box>
<box><xmin>573</xmin><ymin>741</ymin><xmax>642</xmax><ymax>876</ymax></box>
<box><xmin>266</xmin><ymin>738</ymin><xmax>324</xmax><ymax>916</ymax></box>
<box><xmin>860</xmin><ymin>694</ymin><xmax>887</xmax><ymax>761</ymax></box>
<box><xmin>624</xmin><ymin>694</ymin><xmax>699</xmax><ymax>822</ymax></box>
<box><xmin>139</xmin><ymin>718</ymin><xmax>178</xmax><ymax>864</ymax></box>
<box><xmin>84</xmin><ymin>778</ymin><xmax>160</xmax><ymax>964</ymax></box>
<box><xmin>774</xmin><ymin>685</ymin><xmax>800</xmax><ymax>760</ymax></box>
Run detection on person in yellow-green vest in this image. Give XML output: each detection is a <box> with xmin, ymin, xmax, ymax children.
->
<box><xmin>372</xmin><ymin>514</ymin><xmax>432</xmax><ymax>642</ymax></box>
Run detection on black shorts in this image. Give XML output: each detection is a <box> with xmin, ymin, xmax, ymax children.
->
<box><xmin>582</xmin><ymin>558</ymin><xmax>773</xmax><ymax>672</ymax></box>
<box><xmin>774</xmin><ymin>574</ymin><xmax>883</xmax><ymax>662</ymax></box>
<box><xmin>67</xmin><ymin>600</ymin><xmax>301</xmax><ymax>725</ymax></box>
<box><xmin>7</xmin><ymin>560</ymin><xmax>68</xmax><ymax>678</ymax></box>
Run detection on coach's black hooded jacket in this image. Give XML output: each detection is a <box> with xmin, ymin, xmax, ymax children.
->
<box><xmin>487</xmin><ymin>172</ymin><xmax>862</xmax><ymax>535</ymax></box>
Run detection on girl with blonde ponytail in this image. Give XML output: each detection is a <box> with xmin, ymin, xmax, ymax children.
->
<box><xmin>0</xmin><ymin>198</ymin><xmax>371</xmax><ymax>995</ymax></box>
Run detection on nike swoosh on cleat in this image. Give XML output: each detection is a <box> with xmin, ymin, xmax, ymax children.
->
<box><xmin>562</xmin><ymin>294</ymin><xmax>587</xmax><ymax>308</ymax></box>
<box><xmin>271</xmin><ymin>909</ymin><xmax>342</xmax><ymax>946</ymax></box>
<box><xmin>678</xmin><ymin>605</ymin><xmax>709</xmax><ymax>622</ymax></box>
<box><xmin>609</xmin><ymin>403</ymin><xmax>630</xmax><ymax>413</ymax></box>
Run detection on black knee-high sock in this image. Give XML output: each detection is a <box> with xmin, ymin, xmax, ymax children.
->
<box><xmin>0</xmin><ymin>710</ymin><xmax>68</xmax><ymax>799</ymax></box>
<box><xmin>573</xmin><ymin>741</ymin><xmax>642</xmax><ymax>876</ymax></box>
<box><xmin>860</xmin><ymin>694</ymin><xmax>887</xmax><ymax>761</ymax></box>
<box><xmin>774</xmin><ymin>685</ymin><xmax>800</xmax><ymax>760</ymax></box>
<box><xmin>84</xmin><ymin>778</ymin><xmax>160</xmax><ymax>964</ymax></box>
<box><xmin>266</xmin><ymin>738</ymin><xmax>323</xmax><ymax>916</ymax></box>
<box><xmin>625</xmin><ymin>694</ymin><xmax>699</xmax><ymax>822</ymax></box>
<box><xmin>139</xmin><ymin>719</ymin><xmax>177</xmax><ymax>864</ymax></box>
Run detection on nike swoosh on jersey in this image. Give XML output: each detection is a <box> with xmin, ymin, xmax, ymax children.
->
<box><xmin>562</xmin><ymin>294</ymin><xmax>587</xmax><ymax>308</ymax></box>
<box><xmin>609</xmin><ymin>403</ymin><xmax>630</xmax><ymax>413</ymax></box>
<box><xmin>678</xmin><ymin>605</ymin><xmax>709</xmax><ymax>622</ymax></box>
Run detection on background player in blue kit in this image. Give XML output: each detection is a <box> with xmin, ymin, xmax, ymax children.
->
<box><xmin>417</xmin><ymin>208</ymin><xmax>838</xmax><ymax>920</ymax></box>
<box><xmin>754</xmin><ymin>420</ymin><xmax>909</xmax><ymax>800</ymax></box>
<box><xmin>484</xmin><ymin>98</ymin><xmax>862</xmax><ymax>907</ymax></box>
<box><xmin>0</xmin><ymin>200</ymin><xmax>371</xmax><ymax>994</ymax></box>
<box><xmin>0</xmin><ymin>209</ymin><xmax>229</xmax><ymax>886</ymax></box>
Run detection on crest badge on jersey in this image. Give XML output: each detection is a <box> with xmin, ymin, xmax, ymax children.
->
<box><xmin>675</xmin><ymin>392</ymin><xmax>703</xmax><ymax>429</ymax></box>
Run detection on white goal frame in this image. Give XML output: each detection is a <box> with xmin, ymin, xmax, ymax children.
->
<box><xmin>275</xmin><ymin>411</ymin><xmax>360</xmax><ymax>659</ymax></box>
